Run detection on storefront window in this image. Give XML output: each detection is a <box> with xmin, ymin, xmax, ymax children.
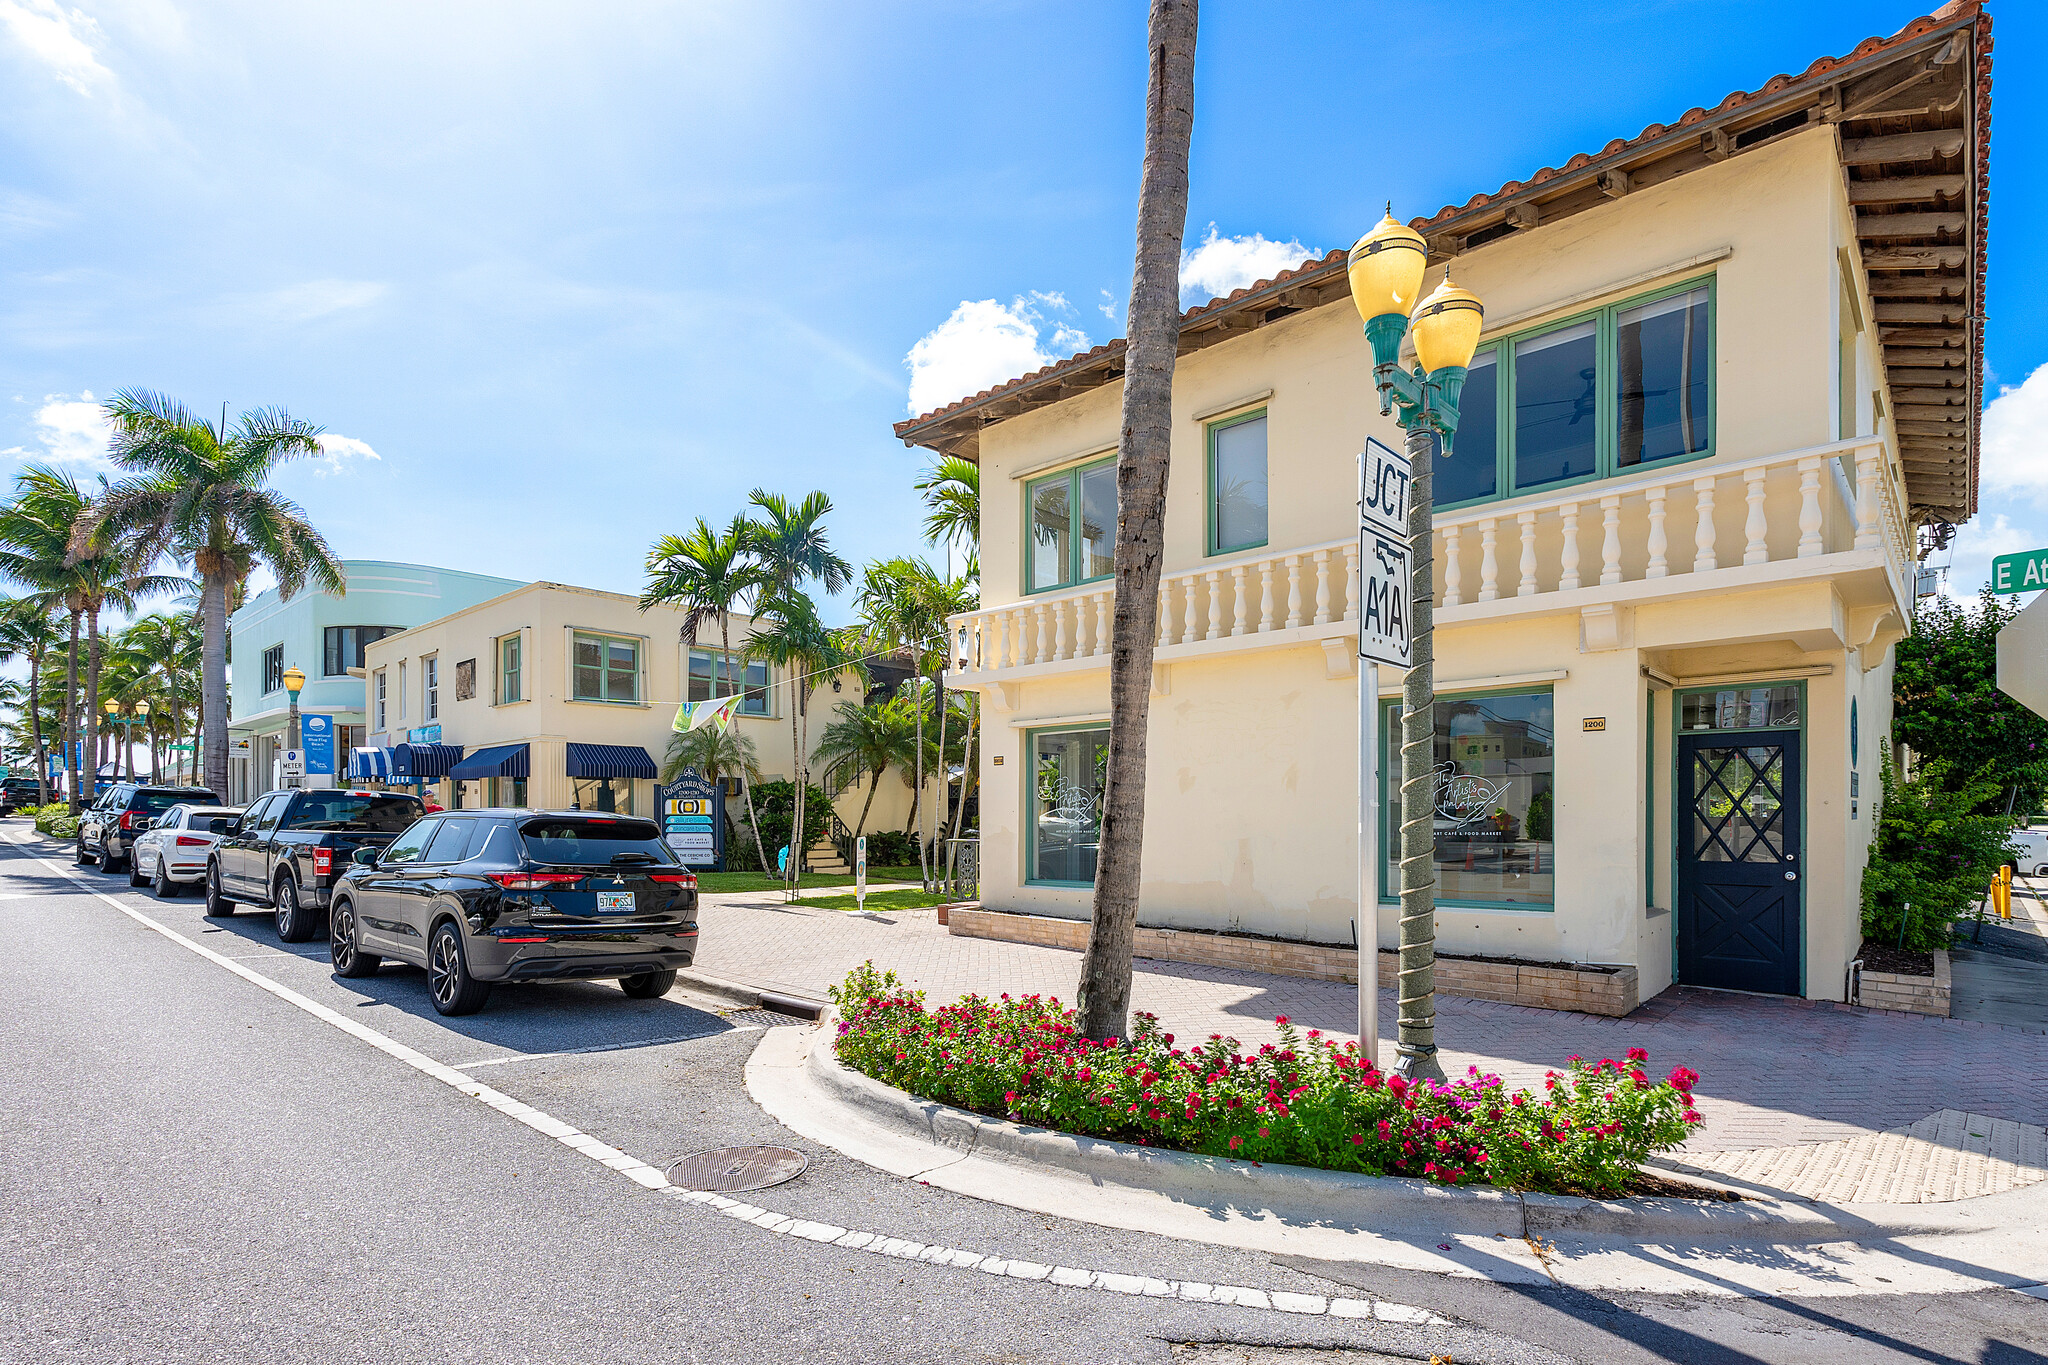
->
<box><xmin>1681</xmin><ymin>685</ymin><xmax>1799</xmax><ymax>731</ymax></box>
<box><xmin>489</xmin><ymin>777</ymin><xmax>528</xmax><ymax>808</ymax></box>
<box><xmin>1028</xmin><ymin>726</ymin><xmax>1107</xmax><ymax>885</ymax></box>
<box><xmin>1384</xmin><ymin>690</ymin><xmax>1555</xmax><ymax>907</ymax></box>
<box><xmin>572</xmin><ymin>777</ymin><xmax>634</xmax><ymax>815</ymax></box>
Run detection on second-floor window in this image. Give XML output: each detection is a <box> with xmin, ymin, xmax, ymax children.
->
<box><xmin>323</xmin><ymin>625</ymin><xmax>400</xmax><ymax>676</ymax></box>
<box><xmin>424</xmin><ymin>656</ymin><xmax>439</xmax><ymax>720</ymax></box>
<box><xmin>261</xmin><ymin>644</ymin><xmax>284</xmax><ymax>694</ymax></box>
<box><xmin>573</xmin><ymin>632</ymin><xmax>639</xmax><ymax>704</ymax></box>
<box><xmin>374</xmin><ymin>670</ymin><xmax>387</xmax><ymax>730</ymax></box>
<box><xmin>398</xmin><ymin>661</ymin><xmax>407</xmax><ymax>721</ymax></box>
<box><xmin>1026</xmin><ymin>457</ymin><xmax>1116</xmax><ymax>593</ymax></box>
<box><xmin>1208</xmin><ymin>410</ymin><xmax>1269</xmax><ymax>555</ymax></box>
<box><xmin>1439</xmin><ymin>278</ymin><xmax>1713</xmax><ymax>510</ymax></box>
<box><xmin>689</xmin><ymin>649</ymin><xmax>770</xmax><ymax>715</ymax></box>
<box><xmin>498</xmin><ymin>634</ymin><xmax>522</xmax><ymax>704</ymax></box>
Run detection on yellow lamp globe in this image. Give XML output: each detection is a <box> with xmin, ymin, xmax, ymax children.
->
<box><xmin>135</xmin><ymin>700</ymin><xmax>150</xmax><ymax>717</ymax></box>
<box><xmin>282</xmin><ymin>665</ymin><xmax>306</xmax><ymax>696</ymax></box>
<box><xmin>103</xmin><ymin>698</ymin><xmax>119</xmax><ymax>715</ymax></box>
<box><xmin>1410</xmin><ymin>274</ymin><xmax>1486</xmax><ymax>374</ymax></box>
<box><xmin>1347</xmin><ymin>209</ymin><xmax>1428</xmax><ymax>325</ymax></box>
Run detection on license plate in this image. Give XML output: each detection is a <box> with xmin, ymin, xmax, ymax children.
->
<box><xmin>595</xmin><ymin>891</ymin><xmax>635</xmax><ymax>913</ymax></box>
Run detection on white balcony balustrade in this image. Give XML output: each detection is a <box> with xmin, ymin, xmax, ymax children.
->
<box><xmin>949</xmin><ymin>434</ymin><xmax>1907</xmax><ymax>681</ymax></box>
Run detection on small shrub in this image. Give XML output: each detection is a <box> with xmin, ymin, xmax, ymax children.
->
<box><xmin>749</xmin><ymin>781</ymin><xmax>831</xmax><ymax>867</ymax></box>
<box><xmin>1862</xmin><ymin>751</ymin><xmax>2016</xmax><ymax>950</ymax></box>
<box><xmin>828</xmin><ymin>963</ymin><xmax>1702</xmax><ymax>1197</ymax></box>
<box><xmin>858</xmin><ymin>829</ymin><xmax>918</xmax><ymax>866</ymax></box>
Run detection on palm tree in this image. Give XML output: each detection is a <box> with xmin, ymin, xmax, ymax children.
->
<box><xmin>1076</xmin><ymin>0</ymin><xmax>1198</xmax><ymax>1042</ymax></box>
<box><xmin>116</xmin><ymin>612</ymin><xmax>200</xmax><ymax>783</ymax></box>
<box><xmin>642</xmin><ymin>513</ymin><xmax>772</xmax><ymax>874</ymax></box>
<box><xmin>914</xmin><ymin>455</ymin><xmax>980</xmax><ymax>556</ymax></box>
<box><xmin>661</xmin><ymin>722</ymin><xmax>769</xmax><ymax>872</ymax></box>
<box><xmin>745</xmin><ymin>490</ymin><xmax>853</xmax><ymax>598</ymax></box>
<box><xmin>813</xmin><ymin>694</ymin><xmax>918</xmax><ymax>837</ymax></box>
<box><xmin>82</xmin><ymin>390</ymin><xmax>346</xmax><ymax>800</ymax></box>
<box><xmin>0</xmin><ymin>599</ymin><xmax>63</xmax><ymax>803</ymax></box>
<box><xmin>742</xmin><ymin>591</ymin><xmax>864</xmax><ymax>896</ymax></box>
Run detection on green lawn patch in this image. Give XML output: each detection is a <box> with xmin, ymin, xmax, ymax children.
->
<box><xmin>695</xmin><ymin>867</ymin><xmax>924</xmax><ymax>894</ymax></box>
<box><xmin>790</xmin><ymin>888</ymin><xmax>962</xmax><ymax>912</ymax></box>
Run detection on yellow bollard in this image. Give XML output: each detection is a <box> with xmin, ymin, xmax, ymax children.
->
<box><xmin>1994</xmin><ymin>864</ymin><xmax>2014</xmax><ymax>920</ymax></box>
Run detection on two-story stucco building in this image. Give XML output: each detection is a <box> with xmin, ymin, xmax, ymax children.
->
<box><xmin>897</xmin><ymin>5</ymin><xmax>1990</xmax><ymax>1012</ymax></box>
<box><xmin>227</xmin><ymin>561</ymin><xmax>527</xmax><ymax>802</ymax></box>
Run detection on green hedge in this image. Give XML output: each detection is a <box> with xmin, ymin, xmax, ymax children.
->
<box><xmin>1861</xmin><ymin>753</ymin><xmax>2017</xmax><ymax>951</ymax></box>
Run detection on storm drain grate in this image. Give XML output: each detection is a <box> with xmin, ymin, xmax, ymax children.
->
<box><xmin>724</xmin><ymin>1008</ymin><xmax>810</xmax><ymax>1029</ymax></box>
<box><xmin>665</xmin><ymin>1145</ymin><xmax>809</xmax><ymax>1193</ymax></box>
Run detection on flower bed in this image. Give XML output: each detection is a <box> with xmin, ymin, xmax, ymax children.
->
<box><xmin>829</xmin><ymin>963</ymin><xmax>1705</xmax><ymax>1197</ymax></box>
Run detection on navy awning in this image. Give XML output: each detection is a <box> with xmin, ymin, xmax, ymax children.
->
<box><xmin>392</xmin><ymin>742</ymin><xmax>464</xmax><ymax>781</ymax></box>
<box><xmin>448</xmin><ymin>743</ymin><xmax>530</xmax><ymax>781</ymax></box>
<box><xmin>347</xmin><ymin>747</ymin><xmax>392</xmax><ymax>781</ymax></box>
<box><xmin>566</xmin><ymin>743</ymin><xmax>657</xmax><ymax>780</ymax></box>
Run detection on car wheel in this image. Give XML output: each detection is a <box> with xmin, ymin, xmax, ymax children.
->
<box><xmin>329</xmin><ymin>899</ymin><xmax>382</xmax><ymax>978</ymax></box>
<box><xmin>204</xmin><ymin>863</ymin><xmax>235</xmax><ymax>918</ymax></box>
<box><xmin>274</xmin><ymin>876</ymin><xmax>319</xmax><ymax>943</ymax></box>
<box><xmin>103</xmin><ymin>843</ymin><xmax>126</xmax><ymax>874</ymax></box>
<box><xmin>619</xmin><ymin>969</ymin><xmax>678</xmax><ymax>1000</ymax></box>
<box><xmin>128</xmin><ymin>853</ymin><xmax>148</xmax><ymax>888</ymax></box>
<box><xmin>426</xmin><ymin>922</ymin><xmax>490</xmax><ymax>1016</ymax></box>
<box><xmin>152</xmin><ymin>857</ymin><xmax>178</xmax><ymax>900</ymax></box>
<box><xmin>74</xmin><ymin>839</ymin><xmax>91</xmax><ymax>865</ymax></box>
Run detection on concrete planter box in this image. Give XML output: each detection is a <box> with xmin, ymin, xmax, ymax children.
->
<box><xmin>948</xmin><ymin>907</ymin><xmax>1639</xmax><ymax>1017</ymax></box>
<box><xmin>1859</xmin><ymin>950</ymin><xmax>1951</xmax><ymax>1018</ymax></box>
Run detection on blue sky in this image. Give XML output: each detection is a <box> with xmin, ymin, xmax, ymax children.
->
<box><xmin>1</xmin><ymin>0</ymin><xmax>2040</xmax><ymax>621</ymax></box>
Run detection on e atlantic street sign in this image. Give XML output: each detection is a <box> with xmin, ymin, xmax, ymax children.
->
<box><xmin>1989</xmin><ymin>547</ymin><xmax>2048</xmax><ymax>595</ymax></box>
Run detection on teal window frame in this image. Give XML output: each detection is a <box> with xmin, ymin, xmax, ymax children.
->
<box><xmin>1376</xmin><ymin>685</ymin><xmax>1557</xmax><ymax>912</ymax></box>
<box><xmin>571</xmin><ymin>630</ymin><xmax>641</xmax><ymax>704</ymax></box>
<box><xmin>1205</xmin><ymin>407</ymin><xmax>1269</xmax><ymax>556</ymax></box>
<box><xmin>1022</xmin><ymin>457</ymin><xmax>1116</xmax><ymax>595</ymax></box>
<box><xmin>1434</xmin><ymin>275</ymin><xmax>1717</xmax><ymax>514</ymax></box>
<box><xmin>1024</xmin><ymin>722</ymin><xmax>1108</xmax><ymax>888</ymax></box>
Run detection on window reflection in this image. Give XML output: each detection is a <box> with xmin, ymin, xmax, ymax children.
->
<box><xmin>1031</xmin><ymin>727</ymin><xmax>1107</xmax><ymax>884</ymax></box>
<box><xmin>1385</xmin><ymin>692</ymin><xmax>1555</xmax><ymax>906</ymax></box>
<box><xmin>1514</xmin><ymin>320</ymin><xmax>1598</xmax><ymax>489</ymax></box>
<box><xmin>1618</xmin><ymin>287</ymin><xmax>1710</xmax><ymax>466</ymax></box>
<box><xmin>1439</xmin><ymin>350</ymin><xmax>1497</xmax><ymax>505</ymax></box>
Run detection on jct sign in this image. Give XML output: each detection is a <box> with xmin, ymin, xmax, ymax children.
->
<box><xmin>1358</xmin><ymin>437</ymin><xmax>1411</xmax><ymax>669</ymax></box>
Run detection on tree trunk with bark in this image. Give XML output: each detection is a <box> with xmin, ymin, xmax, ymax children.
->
<box><xmin>1075</xmin><ymin>0</ymin><xmax>1198</xmax><ymax>1042</ymax></box>
<box><xmin>202</xmin><ymin>575</ymin><xmax>229</xmax><ymax>800</ymax></box>
<box><xmin>64</xmin><ymin>610</ymin><xmax>80</xmax><ymax>813</ymax></box>
<box><xmin>28</xmin><ymin>644</ymin><xmax>47</xmax><ymax>805</ymax></box>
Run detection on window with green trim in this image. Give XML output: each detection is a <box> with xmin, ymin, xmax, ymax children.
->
<box><xmin>1380</xmin><ymin>689</ymin><xmax>1555</xmax><ymax>908</ymax></box>
<box><xmin>572</xmin><ymin>631</ymin><xmax>640</xmax><ymax>704</ymax></box>
<box><xmin>1207</xmin><ymin>410</ymin><xmax>1268</xmax><ymax>554</ymax></box>
<box><xmin>1435</xmin><ymin>278</ymin><xmax>1715</xmax><ymax>511</ymax></box>
<box><xmin>1027</xmin><ymin>724</ymin><xmax>1107</xmax><ymax>885</ymax></box>
<box><xmin>1025</xmin><ymin>459</ymin><xmax>1115</xmax><ymax>593</ymax></box>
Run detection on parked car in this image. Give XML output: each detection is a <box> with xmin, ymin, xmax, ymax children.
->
<box><xmin>2007</xmin><ymin>826</ymin><xmax>2048</xmax><ymax>877</ymax></box>
<box><xmin>1</xmin><ymin>776</ymin><xmax>46</xmax><ymax>813</ymax></box>
<box><xmin>328</xmin><ymin>809</ymin><xmax>699</xmax><ymax>1017</ymax></box>
<box><xmin>127</xmin><ymin>804</ymin><xmax>242</xmax><ymax>898</ymax></box>
<box><xmin>206</xmin><ymin>788</ymin><xmax>429</xmax><ymax>942</ymax></box>
<box><xmin>77</xmin><ymin>782</ymin><xmax>221</xmax><ymax>871</ymax></box>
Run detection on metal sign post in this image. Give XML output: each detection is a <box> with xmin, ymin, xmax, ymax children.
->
<box><xmin>855</xmin><ymin>835</ymin><xmax>867</xmax><ymax>913</ymax></box>
<box><xmin>1358</xmin><ymin>437</ymin><xmax>1414</xmax><ymax>1068</ymax></box>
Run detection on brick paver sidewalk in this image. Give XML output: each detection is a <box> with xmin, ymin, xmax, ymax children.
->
<box><xmin>695</xmin><ymin>898</ymin><xmax>2048</xmax><ymax>1159</ymax></box>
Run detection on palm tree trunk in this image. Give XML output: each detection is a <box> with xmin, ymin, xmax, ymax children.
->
<box><xmin>1077</xmin><ymin>0</ymin><xmax>1197</xmax><ymax>1042</ymax></box>
<box><xmin>722</xmin><ymin>618</ymin><xmax>771</xmax><ymax>875</ymax></box>
<box><xmin>28</xmin><ymin>646</ymin><xmax>47</xmax><ymax>806</ymax></box>
<box><xmin>931</xmin><ymin>676</ymin><xmax>950</xmax><ymax>892</ymax></box>
<box><xmin>854</xmin><ymin>765</ymin><xmax>880</xmax><ymax>836</ymax></box>
<box><xmin>64</xmin><ymin>610</ymin><xmax>80</xmax><ymax>814</ymax></box>
<box><xmin>950</xmin><ymin>692</ymin><xmax>977</xmax><ymax>842</ymax></box>
<box><xmin>786</xmin><ymin>677</ymin><xmax>804</xmax><ymax>897</ymax></box>
<box><xmin>201</xmin><ymin>575</ymin><xmax>229</xmax><ymax>799</ymax></box>
<box><xmin>84</xmin><ymin>606</ymin><xmax>102</xmax><ymax>798</ymax></box>
<box><xmin>912</xmin><ymin>671</ymin><xmax>929</xmax><ymax>888</ymax></box>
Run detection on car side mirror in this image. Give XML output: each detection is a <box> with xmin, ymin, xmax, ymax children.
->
<box><xmin>352</xmin><ymin>846</ymin><xmax>379</xmax><ymax>867</ymax></box>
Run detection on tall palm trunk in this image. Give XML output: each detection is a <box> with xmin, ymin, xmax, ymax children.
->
<box><xmin>28</xmin><ymin>644</ymin><xmax>48</xmax><ymax>805</ymax></box>
<box><xmin>1076</xmin><ymin>0</ymin><xmax>1197</xmax><ymax>1042</ymax></box>
<box><xmin>930</xmin><ymin>675</ymin><xmax>950</xmax><ymax>892</ymax></box>
<box><xmin>911</xmin><ymin>671</ymin><xmax>929</xmax><ymax>888</ymax></box>
<box><xmin>785</xmin><ymin>674</ymin><xmax>804</xmax><ymax>896</ymax></box>
<box><xmin>63</xmin><ymin>609</ymin><xmax>81</xmax><ymax>813</ymax></box>
<box><xmin>723</xmin><ymin>618</ymin><xmax>771</xmax><ymax>874</ymax></box>
<box><xmin>950</xmin><ymin>692</ymin><xmax>977</xmax><ymax>842</ymax></box>
<box><xmin>201</xmin><ymin>575</ymin><xmax>229</xmax><ymax>799</ymax></box>
<box><xmin>853</xmin><ymin>762</ymin><xmax>881</xmax><ymax>836</ymax></box>
<box><xmin>84</xmin><ymin>605</ymin><xmax>102</xmax><ymax>797</ymax></box>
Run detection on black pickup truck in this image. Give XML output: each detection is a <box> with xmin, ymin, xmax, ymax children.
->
<box><xmin>205</xmin><ymin>787</ymin><xmax>428</xmax><ymax>942</ymax></box>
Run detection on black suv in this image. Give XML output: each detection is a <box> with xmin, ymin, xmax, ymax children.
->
<box><xmin>78</xmin><ymin>782</ymin><xmax>220</xmax><ymax>871</ymax></box>
<box><xmin>328</xmin><ymin>809</ymin><xmax>700</xmax><ymax>1016</ymax></box>
<box><xmin>1</xmin><ymin>777</ymin><xmax>45</xmax><ymax>813</ymax></box>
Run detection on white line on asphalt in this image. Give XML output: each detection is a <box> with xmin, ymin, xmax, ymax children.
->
<box><xmin>0</xmin><ymin>834</ymin><xmax>1449</xmax><ymax>1331</ymax></box>
<box><xmin>449</xmin><ymin>1030</ymin><xmax>764</xmax><ymax>1069</ymax></box>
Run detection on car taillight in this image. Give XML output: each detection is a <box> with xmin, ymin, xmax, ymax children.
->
<box><xmin>647</xmin><ymin>872</ymin><xmax>697</xmax><ymax>888</ymax></box>
<box><xmin>314</xmin><ymin>848</ymin><xmax>333</xmax><ymax>877</ymax></box>
<box><xmin>175</xmin><ymin>835</ymin><xmax>210</xmax><ymax>847</ymax></box>
<box><xmin>498</xmin><ymin>935</ymin><xmax>548</xmax><ymax>944</ymax></box>
<box><xmin>119</xmin><ymin>812</ymin><xmax>135</xmax><ymax>830</ymax></box>
<box><xmin>487</xmin><ymin>872</ymin><xmax>584</xmax><ymax>891</ymax></box>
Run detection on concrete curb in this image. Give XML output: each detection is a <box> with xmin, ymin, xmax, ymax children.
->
<box><xmin>796</xmin><ymin>1007</ymin><xmax>2045</xmax><ymax>1249</ymax></box>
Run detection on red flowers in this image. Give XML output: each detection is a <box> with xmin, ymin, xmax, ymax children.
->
<box><xmin>1626</xmin><ymin>1047</ymin><xmax>1648</xmax><ymax>1062</ymax></box>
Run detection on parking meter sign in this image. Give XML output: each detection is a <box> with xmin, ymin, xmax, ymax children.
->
<box><xmin>855</xmin><ymin>836</ymin><xmax>867</xmax><ymax>913</ymax></box>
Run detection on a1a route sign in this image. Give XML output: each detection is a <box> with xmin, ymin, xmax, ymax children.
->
<box><xmin>1358</xmin><ymin>437</ymin><xmax>1412</xmax><ymax>668</ymax></box>
<box><xmin>1990</xmin><ymin>547</ymin><xmax>2048</xmax><ymax>595</ymax></box>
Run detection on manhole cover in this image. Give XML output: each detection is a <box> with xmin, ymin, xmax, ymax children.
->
<box><xmin>665</xmin><ymin>1145</ymin><xmax>809</xmax><ymax>1193</ymax></box>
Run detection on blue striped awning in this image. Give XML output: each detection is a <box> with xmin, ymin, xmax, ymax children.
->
<box><xmin>448</xmin><ymin>743</ymin><xmax>530</xmax><ymax>781</ymax></box>
<box><xmin>347</xmin><ymin>747</ymin><xmax>392</xmax><ymax>781</ymax></box>
<box><xmin>392</xmin><ymin>742</ymin><xmax>464</xmax><ymax>781</ymax></box>
<box><xmin>565</xmin><ymin>742</ymin><xmax>657</xmax><ymax>780</ymax></box>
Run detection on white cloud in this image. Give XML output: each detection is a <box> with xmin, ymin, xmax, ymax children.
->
<box><xmin>311</xmin><ymin>432</ymin><xmax>381</xmax><ymax>476</ymax></box>
<box><xmin>1</xmin><ymin>389</ymin><xmax>110</xmax><ymax>465</ymax></box>
<box><xmin>1178</xmin><ymin>225</ymin><xmax>1316</xmax><ymax>307</ymax></box>
<box><xmin>1098</xmin><ymin>288</ymin><xmax>1119</xmax><ymax>322</ymax></box>
<box><xmin>0</xmin><ymin>0</ymin><xmax>111</xmax><ymax>95</ymax></box>
<box><xmin>1980</xmin><ymin>361</ymin><xmax>2048</xmax><ymax>507</ymax></box>
<box><xmin>904</xmin><ymin>294</ymin><xmax>1090</xmax><ymax>416</ymax></box>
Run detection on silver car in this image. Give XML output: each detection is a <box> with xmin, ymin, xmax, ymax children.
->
<box><xmin>128</xmin><ymin>804</ymin><xmax>243</xmax><ymax>898</ymax></box>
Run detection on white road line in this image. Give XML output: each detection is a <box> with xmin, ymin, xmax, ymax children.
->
<box><xmin>0</xmin><ymin>836</ymin><xmax>1449</xmax><ymax>1330</ymax></box>
<box><xmin>449</xmin><ymin>1029</ymin><xmax>764</xmax><ymax>1069</ymax></box>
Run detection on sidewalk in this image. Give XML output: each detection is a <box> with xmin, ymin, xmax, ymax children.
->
<box><xmin>695</xmin><ymin>895</ymin><xmax>2048</xmax><ymax>1200</ymax></box>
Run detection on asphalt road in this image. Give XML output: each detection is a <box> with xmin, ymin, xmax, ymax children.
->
<box><xmin>2</xmin><ymin>823</ymin><xmax>2042</xmax><ymax>1365</ymax></box>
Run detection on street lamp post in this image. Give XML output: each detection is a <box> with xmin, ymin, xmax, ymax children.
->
<box><xmin>1348</xmin><ymin>209</ymin><xmax>1486</xmax><ymax>1085</ymax></box>
<box><xmin>135</xmin><ymin>700</ymin><xmax>150</xmax><ymax>779</ymax></box>
<box><xmin>283</xmin><ymin>666</ymin><xmax>306</xmax><ymax>788</ymax></box>
<box><xmin>102</xmin><ymin>698</ymin><xmax>121</xmax><ymax>786</ymax></box>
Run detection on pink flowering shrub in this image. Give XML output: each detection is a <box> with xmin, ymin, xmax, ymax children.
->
<box><xmin>828</xmin><ymin>963</ymin><xmax>1704</xmax><ymax>1197</ymax></box>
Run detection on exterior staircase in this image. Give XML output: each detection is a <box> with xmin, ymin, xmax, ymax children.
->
<box><xmin>807</xmin><ymin>835</ymin><xmax>850</xmax><ymax>875</ymax></box>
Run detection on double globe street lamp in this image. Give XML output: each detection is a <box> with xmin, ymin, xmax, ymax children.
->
<box><xmin>1347</xmin><ymin>208</ymin><xmax>1486</xmax><ymax>1083</ymax></box>
<box><xmin>284</xmin><ymin>665</ymin><xmax>307</xmax><ymax>788</ymax></box>
<box><xmin>102</xmin><ymin>697</ymin><xmax>151</xmax><ymax>782</ymax></box>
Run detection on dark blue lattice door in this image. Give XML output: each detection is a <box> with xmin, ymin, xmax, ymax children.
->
<box><xmin>1677</xmin><ymin>732</ymin><xmax>1802</xmax><ymax>996</ymax></box>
